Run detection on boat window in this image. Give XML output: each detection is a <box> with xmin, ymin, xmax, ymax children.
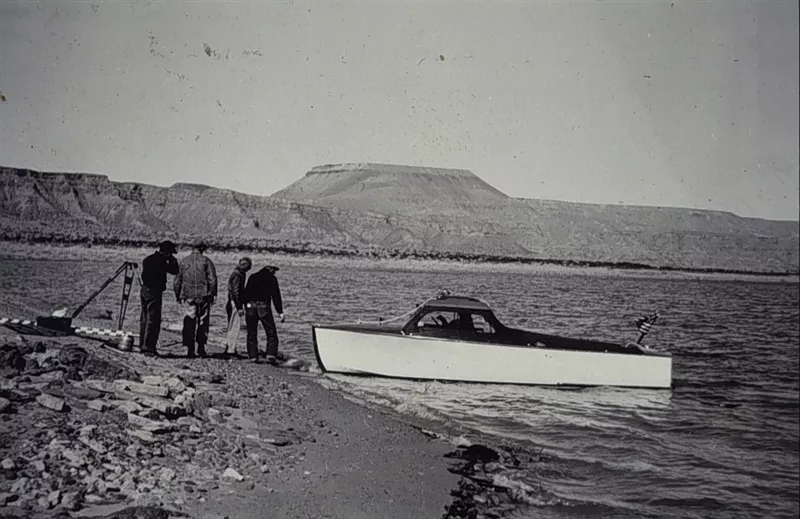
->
<box><xmin>471</xmin><ymin>313</ymin><xmax>495</xmax><ymax>335</ymax></box>
<box><xmin>416</xmin><ymin>311</ymin><xmax>458</xmax><ymax>329</ymax></box>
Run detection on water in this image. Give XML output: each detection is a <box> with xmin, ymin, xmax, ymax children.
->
<box><xmin>1</xmin><ymin>257</ymin><xmax>798</xmax><ymax>518</ymax></box>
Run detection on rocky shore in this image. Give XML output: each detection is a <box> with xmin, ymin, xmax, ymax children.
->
<box><xmin>1</xmin><ymin>329</ymin><xmax>552</xmax><ymax>519</ymax></box>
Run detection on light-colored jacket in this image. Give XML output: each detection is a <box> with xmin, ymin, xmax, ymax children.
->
<box><xmin>174</xmin><ymin>251</ymin><xmax>217</xmax><ymax>302</ymax></box>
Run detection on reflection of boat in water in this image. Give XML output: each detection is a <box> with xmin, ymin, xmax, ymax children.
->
<box><xmin>312</xmin><ymin>292</ymin><xmax>673</xmax><ymax>389</ymax></box>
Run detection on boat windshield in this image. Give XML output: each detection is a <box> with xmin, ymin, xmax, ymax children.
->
<box><xmin>408</xmin><ymin>309</ymin><xmax>497</xmax><ymax>336</ymax></box>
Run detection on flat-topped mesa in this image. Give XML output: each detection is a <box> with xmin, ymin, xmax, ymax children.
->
<box><xmin>273</xmin><ymin>163</ymin><xmax>510</xmax><ymax>216</ymax></box>
<box><xmin>305</xmin><ymin>163</ymin><xmax>477</xmax><ymax>178</ymax></box>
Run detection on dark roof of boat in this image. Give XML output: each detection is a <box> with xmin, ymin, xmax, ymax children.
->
<box><xmin>422</xmin><ymin>296</ymin><xmax>492</xmax><ymax>311</ymax></box>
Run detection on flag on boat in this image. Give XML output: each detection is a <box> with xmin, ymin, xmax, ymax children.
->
<box><xmin>636</xmin><ymin>311</ymin><xmax>659</xmax><ymax>336</ymax></box>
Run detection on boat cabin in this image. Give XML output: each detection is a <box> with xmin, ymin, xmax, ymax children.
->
<box><xmin>402</xmin><ymin>296</ymin><xmax>502</xmax><ymax>339</ymax></box>
<box><xmin>398</xmin><ymin>295</ymin><xmax>660</xmax><ymax>356</ymax></box>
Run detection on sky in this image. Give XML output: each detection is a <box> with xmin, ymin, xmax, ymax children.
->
<box><xmin>0</xmin><ymin>0</ymin><xmax>797</xmax><ymax>221</ymax></box>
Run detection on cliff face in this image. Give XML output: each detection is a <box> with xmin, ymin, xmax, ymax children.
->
<box><xmin>1</xmin><ymin>165</ymin><xmax>798</xmax><ymax>273</ymax></box>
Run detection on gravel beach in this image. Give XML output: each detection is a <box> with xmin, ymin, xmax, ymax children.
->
<box><xmin>0</xmin><ymin>330</ymin><xmax>463</xmax><ymax>519</ymax></box>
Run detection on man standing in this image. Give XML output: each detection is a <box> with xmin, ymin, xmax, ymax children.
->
<box><xmin>174</xmin><ymin>240</ymin><xmax>217</xmax><ymax>358</ymax></box>
<box><xmin>139</xmin><ymin>240</ymin><xmax>179</xmax><ymax>356</ymax></box>
<box><xmin>224</xmin><ymin>257</ymin><xmax>252</xmax><ymax>356</ymax></box>
<box><xmin>242</xmin><ymin>265</ymin><xmax>285</xmax><ymax>364</ymax></box>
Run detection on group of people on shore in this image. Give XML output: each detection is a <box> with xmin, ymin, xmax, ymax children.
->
<box><xmin>138</xmin><ymin>240</ymin><xmax>285</xmax><ymax>363</ymax></box>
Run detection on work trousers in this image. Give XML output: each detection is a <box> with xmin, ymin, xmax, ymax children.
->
<box><xmin>139</xmin><ymin>286</ymin><xmax>163</xmax><ymax>354</ymax></box>
<box><xmin>245</xmin><ymin>302</ymin><xmax>279</xmax><ymax>359</ymax></box>
<box><xmin>225</xmin><ymin>300</ymin><xmax>237</xmax><ymax>323</ymax></box>
<box><xmin>182</xmin><ymin>298</ymin><xmax>211</xmax><ymax>357</ymax></box>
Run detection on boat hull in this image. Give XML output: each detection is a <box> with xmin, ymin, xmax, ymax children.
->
<box><xmin>313</xmin><ymin>326</ymin><xmax>673</xmax><ymax>389</ymax></box>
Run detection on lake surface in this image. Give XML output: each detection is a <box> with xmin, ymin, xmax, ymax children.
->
<box><xmin>1</xmin><ymin>257</ymin><xmax>798</xmax><ymax>518</ymax></box>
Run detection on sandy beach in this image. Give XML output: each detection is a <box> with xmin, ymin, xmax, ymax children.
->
<box><xmin>0</xmin><ymin>329</ymin><xmax>468</xmax><ymax>519</ymax></box>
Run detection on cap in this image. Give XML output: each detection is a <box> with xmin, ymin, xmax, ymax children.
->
<box><xmin>158</xmin><ymin>240</ymin><xmax>177</xmax><ymax>254</ymax></box>
<box><xmin>192</xmin><ymin>238</ymin><xmax>208</xmax><ymax>251</ymax></box>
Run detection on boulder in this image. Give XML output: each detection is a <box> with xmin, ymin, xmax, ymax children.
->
<box><xmin>36</xmin><ymin>393</ymin><xmax>66</xmax><ymax>412</ymax></box>
<box><xmin>115</xmin><ymin>380</ymin><xmax>170</xmax><ymax>398</ymax></box>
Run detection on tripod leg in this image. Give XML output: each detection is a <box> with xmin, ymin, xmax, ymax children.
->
<box><xmin>117</xmin><ymin>265</ymin><xmax>135</xmax><ymax>331</ymax></box>
<box><xmin>71</xmin><ymin>263</ymin><xmax>128</xmax><ymax>320</ymax></box>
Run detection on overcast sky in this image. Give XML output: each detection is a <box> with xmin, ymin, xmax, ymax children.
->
<box><xmin>1</xmin><ymin>0</ymin><xmax>797</xmax><ymax>220</ymax></box>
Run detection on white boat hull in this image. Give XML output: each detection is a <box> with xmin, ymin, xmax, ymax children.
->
<box><xmin>313</xmin><ymin>327</ymin><xmax>673</xmax><ymax>389</ymax></box>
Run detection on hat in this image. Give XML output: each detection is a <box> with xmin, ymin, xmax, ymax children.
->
<box><xmin>192</xmin><ymin>239</ymin><xmax>208</xmax><ymax>251</ymax></box>
<box><xmin>158</xmin><ymin>240</ymin><xmax>177</xmax><ymax>254</ymax></box>
<box><xmin>264</xmin><ymin>265</ymin><xmax>279</xmax><ymax>273</ymax></box>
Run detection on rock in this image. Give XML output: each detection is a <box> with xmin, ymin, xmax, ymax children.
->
<box><xmin>134</xmin><ymin>406</ymin><xmax>158</xmax><ymax>419</ymax></box>
<box><xmin>61</xmin><ymin>449</ymin><xmax>88</xmax><ymax>467</ymax></box>
<box><xmin>129</xmin><ymin>429</ymin><xmax>158</xmax><ymax>444</ymax></box>
<box><xmin>22</xmin><ymin>358</ymin><xmax>40</xmax><ymax>372</ymax></box>
<box><xmin>0</xmin><ymin>397</ymin><xmax>11</xmax><ymax>413</ymax></box>
<box><xmin>125</xmin><ymin>444</ymin><xmax>140</xmax><ymax>458</ymax></box>
<box><xmin>120</xmin><ymin>477</ymin><xmax>137</xmax><ymax>496</ymax></box>
<box><xmin>176</xmin><ymin>416</ymin><xmax>202</xmax><ymax>429</ymax></box>
<box><xmin>115</xmin><ymin>380</ymin><xmax>170</xmax><ymax>398</ymax></box>
<box><xmin>176</xmin><ymin>369</ymin><xmax>224</xmax><ymax>384</ymax></box>
<box><xmin>282</xmin><ymin>358</ymin><xmax>306</xmax><ymax>369</ymax></box>
<box><xmin>80</xmin><ymin>424</ymin><xmax>98</xmax><ymax>436</ymax></box>
<box><xmin>164</xmin><ymin>377</ymin><xmax>187</xmax><ymax>397</ymax></box>
<box><xmin>36</xmin><ymin>393</ymin><xmax>66</xmax><ymax>411</ymax></box>
<box><xmin>60</xmin><ymin>490</ymin><xmax>81</xmax><ymax>510</ymax></box>
<box><xmin>79</xmin><ymin>436</ymin><xmax>107</xmax><ymax>454</ymax></box>
<box><xmin>127</xmin><ymin>413</ymin><xmax>178</xmax><ymax>434</ymax></box>
<box><xmin>0</xmin><ymin>344</ymin><xmax>26</xmax><ymax>371</ymax></box>
<box><xmin>33</xmin><ymin>460</ymin><xmax>46</xmax><ymax>472</ymax></box>
<box><xmin>110</xmin><ymin>399</ymin><xmax>144</xmax><ymax>414</ymax></box>
<box><xmin>260</xmin><ymin>465</ymin><xmax>270</xmax><ymax>473</ymax></box>
<box><xmin>1</xmin><ymin>458</ymin><xmax>16</xmax><ymax>470</ymax></box>
<box><xmin>142</xmin><ymin>375</ymin><xmax>187</xmax><ymax>395</ymax></box>
<box><xmin>57</xmin><ymin>346</ymin><xmax>88</xmax><ymax>369</ymax></box>
<box><xmin>264</xmin><ymin>437</ymin><xmax>292</xmax><ymax>447</ymax></box>
<box><xmin>222</xmin><ymin>468</ymin><xmax>244</xmax><ymax>481</ymax></box>
<box><xmin>87</xmin><ymin>399</ymin><xmax>109</xmax><ymax>411</ymax></box>
<box><xmin>0</xmin><ymin>492</ymin><xmax>17</xmax><ymax>506</ymax></box>
<box><xmin>158</xmin><ymin>467</ymin><xmax>176</xmax><ymax>483</ymax></box>
<box><xmin>10</xmin><ymin>477</ymin><xmax>29</xmax><ymax>493</ymax></box>
<box><xmin>116</xmin><ymin>390</ymin><xmax>186</xmax><ymax>418</ymax></box>
<box><xmin>37</xmin><ymin>489</ymin><xmax>60</xmax><ymax>509</ymax></box>
<box><xmin>47</xmin><ymin>489</ymin><xmax>61</xmax><ymax>506</ymax></box>
<box><xmin>206</xmin><ymin>408</ymin><xmax>223</xmax><ymax>423</ymax></box>
<box><xmin>64</xmin><ymin>383</ymin><xmax>104</xmax><ymax>400</ymax></box>
<box><xmin>142</xmin><ymin>375</ymin><xmax>168</xmax><ymax>386</ymax></box>
<box><xmin>82</xmin><ymin>380</ymin><xmax>117</xmax><ymax>393</ymax></box>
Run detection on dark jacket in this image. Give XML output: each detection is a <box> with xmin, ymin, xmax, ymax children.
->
<box><xmin>227</xmin><ymin>268</ymin><xmax>247</xmax><ymax>311</ymax></box>
<box><xmin>174</xmin><ymin>251</ymin><xmax>218</xmax><ymax>301</ymax></box>
<box><xmin>242</xmin><ymin>268</ymin><xmax>283</xmax><ymax>314</ymax></box>
<box><xmin>141</xmin><ymin>252</ymin><xmax>179</xmax><ymax>293</ymax></box>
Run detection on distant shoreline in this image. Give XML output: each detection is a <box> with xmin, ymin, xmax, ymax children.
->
<box><xmin>2</xmin><ymin>240</ymin><xmax>797</xmax><ymax>284</ymax></box>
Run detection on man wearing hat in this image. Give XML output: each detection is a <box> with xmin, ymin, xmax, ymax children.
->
<box><xmin>139</xmin><ymin>240</ymin><xmax>180</xmax><ymax>356</ymax></box>
<box><xmin>241</xmin><ymin>265</ymin><xmax>285</xmax><ymax>363</ymax></box>
<box><xmin>174</xmin><ymin>239</ymin><xmax>218</xmax><ymax>358</ymax></box>
<box><xmin>224</xmin><ymin>257</ymin><xmax>253</xmax><ymax>356</ymax></box>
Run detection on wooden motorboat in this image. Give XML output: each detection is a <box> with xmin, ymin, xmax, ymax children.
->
<box><xmin>311</xmin><ymin>292</ymin><xmax>672</xmax><ymax>389</ymax></box>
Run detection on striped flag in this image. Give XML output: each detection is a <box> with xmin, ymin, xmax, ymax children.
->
<box><xmin>636</xmin><ymin>311</ymin><xmax>660</xmax><ymax>336</ymax></box>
